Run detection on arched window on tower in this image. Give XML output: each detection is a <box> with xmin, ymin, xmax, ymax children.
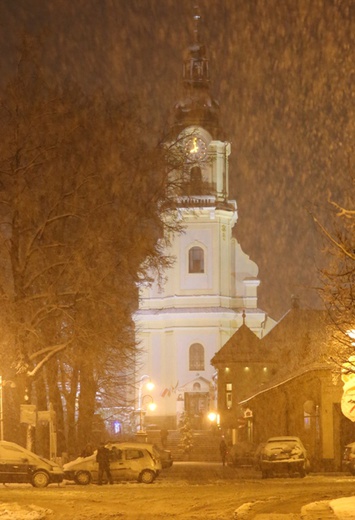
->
<box><xmin>189</xmin><ymin>246</ymin><xmax>204</xmax><ymax>273</ymax></box>
<box><xmin>189</xmin><ymin>343</ymin><xmax>205</xmax><ymax>371</ymax></box>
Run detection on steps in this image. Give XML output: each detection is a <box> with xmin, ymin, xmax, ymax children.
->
<box><xmin>147</xmin><ymin>429</ymin><xmax>222</xmax><ymax>462</ymax></box>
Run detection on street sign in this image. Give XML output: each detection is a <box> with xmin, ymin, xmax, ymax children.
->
<box><xmin>20</xmin><ymin>404</ymin><xmax>37</xmax><ymax>426</ymax></box>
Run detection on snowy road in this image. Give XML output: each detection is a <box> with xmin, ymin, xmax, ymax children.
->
<box><xmin>0</xmin><ymin>464</ymin><xmax>355</xmax><ymax>519</ymax></box>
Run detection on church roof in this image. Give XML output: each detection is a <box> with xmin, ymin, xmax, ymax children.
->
<box><xmin>211</xmin><ymin>323</ymin><xmax>273</xmax><ymax>365</ymax></box>
<box><xmin>210</xmin><ymin>306</ymin><xmax>329</xmax><ymax>371</ymax></box>
<box><xmin>237</xmin><ymin>306</ymin><xmax>331</xmax><ymax>402</ymax></box>
<box><xmin>261</xmin><ymin>307</ymin><xmax>328</xmax><ymax>354</ymax></box>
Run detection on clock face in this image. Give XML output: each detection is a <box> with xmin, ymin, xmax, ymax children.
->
<box><xmin>184</xmin><ymin>136</ymin><xmax>207</xmax><ymax>161</ymax></box>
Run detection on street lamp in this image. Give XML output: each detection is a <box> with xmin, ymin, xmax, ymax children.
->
<box><xmin>207</xmin><ymin>411</ymin><xmax>220</xmax><ymax>435</ymax></box>
<box><xmin>0</xmin><ymin>375</ymin><xmax>16</xmax><ymax>441</ymax></box>
<box><xmin>138</xmin><ymin>375</ymin><xmax>154</xmax><ymax>410</ymax></box>
<box><xmin>138</xmin><ymin>395</ymin><xmax>157</xmax><ymax>433</ymax></box>
<box><xmin>208</xmin><ymin>411</ymin><xmax>217</xmax><ymax>423</ymax></box>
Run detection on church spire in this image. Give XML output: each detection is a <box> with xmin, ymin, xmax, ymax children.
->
<box><xmin>181</xmin><ymin>5</ymin><xmax>209</xmax><ymax>89</ymax></box>
<box><xmin>193</xmin><ymin>4</ymin><xmax>200</xmax><ymax>42</ymax></box>
<box><xmin>172</xmin><ymin>5</ymin><xmax>220</xmax><ymax>138</ymax></box>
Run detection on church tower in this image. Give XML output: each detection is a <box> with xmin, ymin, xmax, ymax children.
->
<box><xmin>134</xmin><ymin>9</ymin><xmax>275</xmax><ymax>430</ymax></box>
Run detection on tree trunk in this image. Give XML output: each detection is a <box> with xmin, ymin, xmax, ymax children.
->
<box><xmin>77</xmin><ymin>355</ymin><xmax>97</xmax><ymax>452</ymax></box>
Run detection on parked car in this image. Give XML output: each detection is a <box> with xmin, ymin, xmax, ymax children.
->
<box><xmin>343</xmin><ymin>442</ymin><xmax>355</xmax><ymax>475</ymax></box>
<box><xmin>153</xmin><ymin>444</ymin><xmax>173</xmax><ymax>469</ymax></box>
<box><xmin>254</xmin><ymin>442</ymin><xmax>266</xmax><ymax>470</ymax></box>
<box><xmin>63</xmin><ymin>442</ymin><xmax>162</xmax><ymax>485</ymax></box>
<box><xmin>259</xmin><ymin>436</ymin><xmax>309</xmax><ymax>478</ymax></box>
<box><xmin>0</xmin><ymin>440</ymin><xmax>64</xmax><ymax>488</ymax></box>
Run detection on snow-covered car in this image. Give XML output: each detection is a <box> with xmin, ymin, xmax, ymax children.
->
<box><xmin>259</xmin><ymin>436</ymin><xmax>309</xmax><ymax>478</ymax></box>
<box><xmin>343</xmin><ymin>442</ymin><xmax>355</xmax><ymax>475</ymax></box>
<box><xmin>0</xmin><ymin>440</ymin><xmax>64</xmax><ymax>488</ymax></box>
<box><xmin>63</xmin><ymin>442</ymin><xmax>162</xmax><ymax>485</ymax></box>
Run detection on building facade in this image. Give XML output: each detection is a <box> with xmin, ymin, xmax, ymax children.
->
<box><xmin>212</xmin><ymin>305</ymin><xmax>355</xmax><ymax>470</ymax></box>
<box><xmin>134</xmin><ymin>13</ymin><xmax>276</xmax><ymax>430</ymax></box>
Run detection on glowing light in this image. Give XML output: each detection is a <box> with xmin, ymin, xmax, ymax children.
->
<box><xmin>208</xmin><ymin>412</ymin><xmax>217</xmax><ymax>422</ymax></box>
<box><xmin>147</xmin><ymin>401</ymin><xmax>157</xmax><ymax>412</ymax></box>
<box><xmin>146</xmin><ymin>381</ymin><xmax>155</xmax><ymax>392</ymax></box>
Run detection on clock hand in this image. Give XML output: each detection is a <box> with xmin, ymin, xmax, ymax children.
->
<box><xmin>190</xmin><ymin>138</ymin><xmax>198</xmax><ymax>153</ymax></box>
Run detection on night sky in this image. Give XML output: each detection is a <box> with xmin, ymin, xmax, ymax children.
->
<box><xmin>1</xmin><ymin>0</ymin><xmax>353</xmax><ymax>319</ymax></box>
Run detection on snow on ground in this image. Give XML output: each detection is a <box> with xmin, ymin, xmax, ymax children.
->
<box><xmin>232</xmin><ymin>497</ymin><xmax>355</xmax><ymax>519</ymax></box>
<box><xmin>4</xmin><ymin>497</ymin><xmax>355</xmax><ymax>520</ymax></box>
<box><xmin>330</xmin><ymin>497</ymin><xmax>355</xmax><ymax>519</ymax></box>
<box><xmin>0</xmin><ymin>502</ymin><xmax>52</xmax><ymax>519</ymax></box>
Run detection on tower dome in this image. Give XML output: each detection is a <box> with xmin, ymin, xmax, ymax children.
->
<box><xmin>172</xmin><ymin>7</ymin><xmax>220</xmax><ymax>138</ymax></box>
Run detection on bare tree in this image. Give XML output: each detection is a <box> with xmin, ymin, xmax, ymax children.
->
<box><xmin>0</xmin><ymin>38</ymin><xmax>185</xmax><ymax>454</ymax></box>
<box><xmin>314</xmin><ymin>195</ymin><xmax>355</xmax><ymax>374</ymax></box>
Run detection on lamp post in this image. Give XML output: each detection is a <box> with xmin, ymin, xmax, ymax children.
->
<box><xmin>136</xmin><ymin>375</ymin><xmax>156</xmax><ymax>440</ymax></box>
<box><xmin>0</xmin><ymin>375</ymin><xmax>16</xmax><ymax>441</ymax></box>
<box><xmin>138</xmin><ymin>395</ymin><xmax>157</xmax><ymax>433</ymax></box>
<box><xmin>138</xmin><ymin>375</ymin><xmax>154</xmax><ymax>410</ymax></box>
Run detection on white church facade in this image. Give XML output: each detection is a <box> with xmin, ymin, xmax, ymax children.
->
<box><xmin>134</xmin><ymin>11</ymin><xmax>276</xmax><ymax>430</ymax></box>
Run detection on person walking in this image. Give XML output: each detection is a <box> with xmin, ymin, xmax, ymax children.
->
<box><xmin>160</xmin><ymin>428</ymin><xmax>169</xmax><ymax>449</ymax></box>
<box><xmin>96</xmin><ymin>442</ymin><xmax>113</xmax><ymax>485</ymax></box>
<box><xmin>219</xmin><ymin>438</ymin><xmax>228</xmax><ymax>467</ymax></box>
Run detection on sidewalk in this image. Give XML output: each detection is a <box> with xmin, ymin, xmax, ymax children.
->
<box><xmin>302</xmin><ymin>496</ymin><xmax>355</xmax><ymax>519</ymax></box>
<box><xmin>168</xmin><ymin>462</ymin><xmax>355</xmax><ymax>519</ymax></box>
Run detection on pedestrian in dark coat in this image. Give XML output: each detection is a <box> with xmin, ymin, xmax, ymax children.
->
<box><xmin>160</xmin><ymin>428</ymin><xmax>169</xmax><ymax>449</ymax></box>
<box><xmin>220</xmin><ymin>438</ymin><xmax>228</xmax><ymax>467</ymax></box>
<box><xmin>96</xmin><ymin>442</ymin><xmax>113</xmax><ymax>485</ymax></box>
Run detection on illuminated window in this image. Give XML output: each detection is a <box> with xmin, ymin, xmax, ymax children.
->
<box><xmin>189</xmin><ymin>343</ymin><xmax>205</xmax><ymax>370</ymax></box>
<box><xmin>189</xmin><ymin>246</ymin><xmax>204</xmax><ymax>273</ymax></box>
<box><xmin>225</xmin><ymin>383</ymin><xmax>232</xmax><ymax>409</ymax></box>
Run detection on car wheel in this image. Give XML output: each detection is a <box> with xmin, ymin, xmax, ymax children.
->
<box><xmin>32</xmin><ymin>471</ymin><xmax>50</xmax><ymax>488</ymax></box>
<box><xmin>74</xmin><ymin>471</ymin><xmax>92</xmax><ymax>485</ymax></box>
<box><xmin>261</xmin><ymin>470</ymin><xmax>269</xmax><ymax>479</ymax></box>
<box><xmin>140</xmin><ymin>469</ymin><xmax>155</xmax><ymax>484</ymax></box>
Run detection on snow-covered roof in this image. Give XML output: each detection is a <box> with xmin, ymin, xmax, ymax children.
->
<box><xmin>239</xmin><ymin>361</ymin><xmax>333</xmax><ymax>405</ymax></box>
